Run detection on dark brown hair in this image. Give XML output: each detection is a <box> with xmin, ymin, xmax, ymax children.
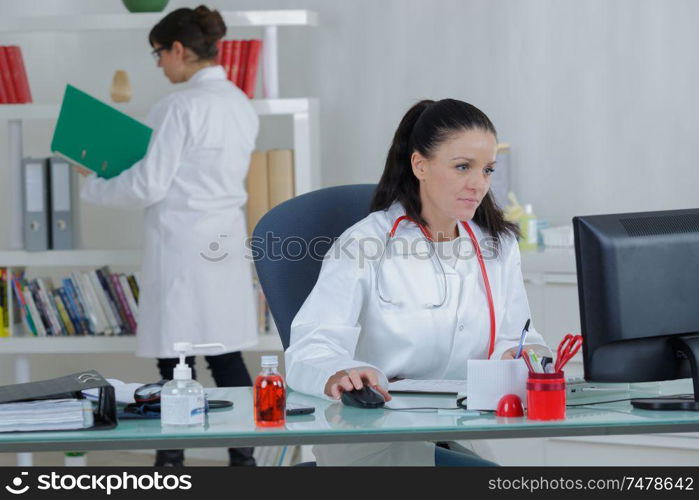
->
<box><xmin>371</xmin><ymin>99</ymin><xmax>519</xmax><ymax>255</ymax></box>
<box><xmin>149</xmin><ymin>5</ymin><xmax>226</xmax><ymax>60</ymax></box>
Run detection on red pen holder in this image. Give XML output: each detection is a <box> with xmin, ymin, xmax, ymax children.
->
<box><xmin>526</xmin><ymin>372</ymin><xmax>566</xmax><ymax>421</ymax></box>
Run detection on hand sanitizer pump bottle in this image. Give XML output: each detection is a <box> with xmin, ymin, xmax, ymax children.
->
<box><xmin>161</xmin><ymin>342</ymin><xmax>225</xmax><ymax>427</ymax></box>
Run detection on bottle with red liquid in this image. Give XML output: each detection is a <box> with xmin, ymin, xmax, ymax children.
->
<box><xmin>254</xmin><ymin>355</ymin><xmax>286</xmax><ymax>427</ymax></box>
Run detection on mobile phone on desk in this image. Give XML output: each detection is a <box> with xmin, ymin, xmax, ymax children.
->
<box><xmin>286</xmin><ymin>404</ymin><xmax>315</xmax><ymax>416</ymax></box>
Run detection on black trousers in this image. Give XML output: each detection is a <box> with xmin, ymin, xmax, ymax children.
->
<box><xmin>155</xmin><ymin>351</ymin><xmax>254</xmax><ymax>465</ymax></box>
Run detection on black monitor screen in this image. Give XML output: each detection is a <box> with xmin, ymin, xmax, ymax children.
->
<box><xmin>573</xmin><ymin>209</ymin><xmax>699</xmax><ymax>384</ymax></box>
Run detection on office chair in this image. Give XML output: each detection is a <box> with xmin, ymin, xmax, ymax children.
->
<box><xmin>252</xmin><ymin>184</ymin><xmax>376</xmax><ymax>467</ymax></box>
<box><xmin>252</xmin><ymin>183</ymin><xmax>377</xmax><ymax>350</ymax></box>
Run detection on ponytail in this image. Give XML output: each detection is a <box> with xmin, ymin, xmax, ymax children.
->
<box><xmin>370</xmin><ymin>100</ymin><xmax>433</xmax><ymax>222</ymax></box>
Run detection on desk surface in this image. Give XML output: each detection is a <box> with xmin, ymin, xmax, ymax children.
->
<box><xmin>1</xmin><ymin>384</ymin><xmax>698</xmax><ymax>453</ymax></box>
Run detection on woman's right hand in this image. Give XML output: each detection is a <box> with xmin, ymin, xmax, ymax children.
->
<box><xmin>324</xmin><ymin>367</ymin><xmax>392</xmax><ymax>401</ymax></box>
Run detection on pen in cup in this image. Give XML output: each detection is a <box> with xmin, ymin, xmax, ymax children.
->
<box><xmin>514</xmin><ymin>319</ymin><xmax>531</xmax><ymax>359</ymax></box>
<box><xmin>541</xmin><ymin>356</ymin><xmax>554</xmax><ymax>373</ymax></box>
<box><xmin>521</xmin><ymin>350</ymin><xmax>536</xmax><ymax>373</ymax></box>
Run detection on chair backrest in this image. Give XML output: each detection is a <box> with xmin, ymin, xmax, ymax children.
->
<box><xmin>252</xmin><ymin>184</ymin><xmax>377</xmax><ymax>350</ymax></box>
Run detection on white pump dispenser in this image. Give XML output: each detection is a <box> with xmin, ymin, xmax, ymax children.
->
<box><xmin>160</xmin><ymin>342</ymin><xmax>225</xmax><ymax>427</ymax></box>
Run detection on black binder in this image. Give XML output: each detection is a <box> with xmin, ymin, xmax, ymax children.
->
<box><xmin>0</xmin><ymin>370</ymin><xmax>117</xmax><ymax>432</ymax></box>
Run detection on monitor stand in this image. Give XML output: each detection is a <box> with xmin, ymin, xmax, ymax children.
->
<box><xmin>631</xmin><ymin>334</ymin><xmax>699</xmax><ymax>411</ymax></box>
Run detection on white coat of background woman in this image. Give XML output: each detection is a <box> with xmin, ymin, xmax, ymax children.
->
<box><xmin>78</xmin><ymin>5</ymin><xmax>258</xmax><ymax>467</ymax></box>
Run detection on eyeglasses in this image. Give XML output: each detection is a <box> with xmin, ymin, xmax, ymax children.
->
<box><xmin>151</xmin><ymin>46</ymin><xmax>167</xmax><ymax>61</ymax></box>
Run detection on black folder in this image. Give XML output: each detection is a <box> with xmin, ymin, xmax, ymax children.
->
<box><xmin>0</xmin><ymin>370</ymin><xmax>117</xmax><ymax>432</ymax></box>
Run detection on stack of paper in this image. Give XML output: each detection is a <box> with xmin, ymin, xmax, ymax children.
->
<box><xmin>0</xmin><ymin>398</ymin><xmax>94</xmax><ymax>432</ymax></box>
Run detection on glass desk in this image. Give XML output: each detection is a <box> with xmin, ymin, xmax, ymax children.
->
<box><xmin>1</xmin><ymin>385</ymin><xmax>698</xmax><ymax>453</ymax></box>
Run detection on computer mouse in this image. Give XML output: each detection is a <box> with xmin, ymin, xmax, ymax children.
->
<box><xmin>341</xmin><ymin>385</ymin><xmax>386</xmax><ymax>409</ymax></box>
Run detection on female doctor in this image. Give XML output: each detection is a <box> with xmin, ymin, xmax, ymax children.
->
<box><xmin>285</xmin><ymin>99</ymin><xmax>552</xmax><ymax>466</ymax></box>
<box><xmin>78</xmin><ymin>6</ymin><xmax>258</xmax><ymax>466</ymax></box>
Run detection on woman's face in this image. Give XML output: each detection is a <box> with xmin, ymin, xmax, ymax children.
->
<box><xmin>411</xmin><ymin>128</ymin><xmax>497</xmax><ymax>222</ymax></box>
<box><xmin>153</xmin><ymin>41</ymin><xmax>189</xmax><ymax>83</ymax></box>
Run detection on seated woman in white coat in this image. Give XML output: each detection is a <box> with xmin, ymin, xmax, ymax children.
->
<box><xmin>285</xmin><ymin>99</ymin><xmax>552</xmax><ymax>466</ymax></box>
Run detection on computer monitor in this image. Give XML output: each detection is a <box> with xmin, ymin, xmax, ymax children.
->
<box><xmin>573</xmin><ymin>208</ymin><xmax>699</xmax><ymax>411</ymax></box>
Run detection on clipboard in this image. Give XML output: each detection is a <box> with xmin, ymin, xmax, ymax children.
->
<box><xmin>50</xmin><ymin>85</ymin><xmax>153</xmax><ymax>179</ymax></box>
<box><xmin>0</xmin><ymin>370</ymin><xmax>117</xmax><ymax>432</ymax></box>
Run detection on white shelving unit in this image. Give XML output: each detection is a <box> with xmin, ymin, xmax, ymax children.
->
<box><xmin>0</xmin><ymin>10</ymin><xmax>315</xmax><ymax>465</ymax></box>
<box><xmin>0</xmin><ymin>10</ymin><xmax>318</xmax><ymax>33</ymax></box>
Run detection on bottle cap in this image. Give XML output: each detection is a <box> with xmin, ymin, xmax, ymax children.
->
<box><xmin>261</xmin><ymin>355</ymin><xmax>278</xmax><ymax>367</ymax></box>
<box><xmin>171</xmin><ymin>342</ymin><xmax>225</xmax><ymax>380</ymax></box>
<box><xmin>524</xmin><ymin>204</ymin><xmax>533</xmax><ymax>215</ymax></box>
<box><xmin>173</xmin><ymin>364</ymin><xmax>192</xmax><ymax>380</ymax></box>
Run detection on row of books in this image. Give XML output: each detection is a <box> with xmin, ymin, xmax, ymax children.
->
<box><xmin>5</xmin><ymin>267</ymin><xmax>139</xmax><ymax>337</ymax></box>
<box><xmin>0</xmin><ymin>45</ymin><xmax>32</xmax><ymax>104</ymax></box>
<box><xmin>246</xmin><ymin>149</ymin><xmax>295</xmax><ymax>237</ymax></box>
<box><xmin>215</xmin><ymin>39</ymin><xmax>263</xmax><ymax>99</ymax></box>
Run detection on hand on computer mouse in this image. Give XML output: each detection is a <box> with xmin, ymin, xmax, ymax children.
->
<box><xmin>324</xmin><ymin>367</ymin><xmax>392</xmax><ymax>401</ymax></box>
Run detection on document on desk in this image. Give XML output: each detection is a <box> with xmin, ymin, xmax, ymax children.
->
<box><xmin>0</xmin><ymin>398</ymin><xmax>94</xmax><ymax>432</ymax></box>
<box><xmin>388</xmin><ymin>379</ymin><xmax>467</xmax><ymax>395</ymax></box>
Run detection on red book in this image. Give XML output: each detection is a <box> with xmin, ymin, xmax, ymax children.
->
<box><xmin>236</xmin><ymin>40</ymin><xmax>250</xmax><ymax>91</ymax></box>
<box><xmin>220</xmin><ymin>40</ymin><xmax>232</xmax><ymax>78</ymax></box>
<box><xmin>0</xmin><ymin>63</ymin><xmax>8</xmax><ymax>103</ymax></box>
<box><xmin>0</xmin><ymin>47</ymin><xmax>18</xmax><ymax>103</ymax></box>
<box><xmin>228</xmin><ymin>40</ymin><xmax>243</xmax><ymax>84</ymax></box>
<box><xmin>6</xmin><ymin>46</ymin><xmax>32</xmax><ymax>103</ymax></box>
<box><xmin>0</xmin><ymin>46</ymin><xmax>7</xmax><ymax>104</ymax></box>
<box><xmin>242</xmin><ymin>40</ymin><xmax>262</xmax><ymax>99</ymax></box>
<box><xmin>110</xmin><ymin>274</ymin><xmax>137</xmax><ymax>334</ymax></box>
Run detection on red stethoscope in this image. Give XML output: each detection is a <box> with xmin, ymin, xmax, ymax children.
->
<box><xmin>376</xmin><ymin>215</ymin><xmax>497</xmax><ymax>358</ymax></box>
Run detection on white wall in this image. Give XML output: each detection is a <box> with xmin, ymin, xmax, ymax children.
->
<box><xmin>1</xmin><ymin>0</ymin><xmax>697</xmax><ymax>464</ymax></box>
<box><xmin>3</xmin><ymin>0</ymin><xmax>699</xmax><ymax>250</ymax></box>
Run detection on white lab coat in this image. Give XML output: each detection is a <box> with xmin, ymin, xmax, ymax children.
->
<box><xmin>81</xmin><ymin>66</ymin><xmax>259</xmax><ymax>359</ymax></box>
<box><xmin>286</xmin><ymin>201</ymin><xmax>548</xmax><ymax>465</ymax></box>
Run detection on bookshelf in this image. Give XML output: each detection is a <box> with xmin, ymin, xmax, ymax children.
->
<box><xmin>0</xmin><ymin>12</ymin><xmax>313</xmax><ymax>374</ymax></box>
<box><xmin>1</xmin><ymin>8</ymin><xmax>313</xmax><ymax>466</ymax></box>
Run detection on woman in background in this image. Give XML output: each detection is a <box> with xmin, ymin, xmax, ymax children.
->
<box><xmin>79</xmin><ymin>6</ymin><xmax>258</xmax><ymax>467</ymax></box>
